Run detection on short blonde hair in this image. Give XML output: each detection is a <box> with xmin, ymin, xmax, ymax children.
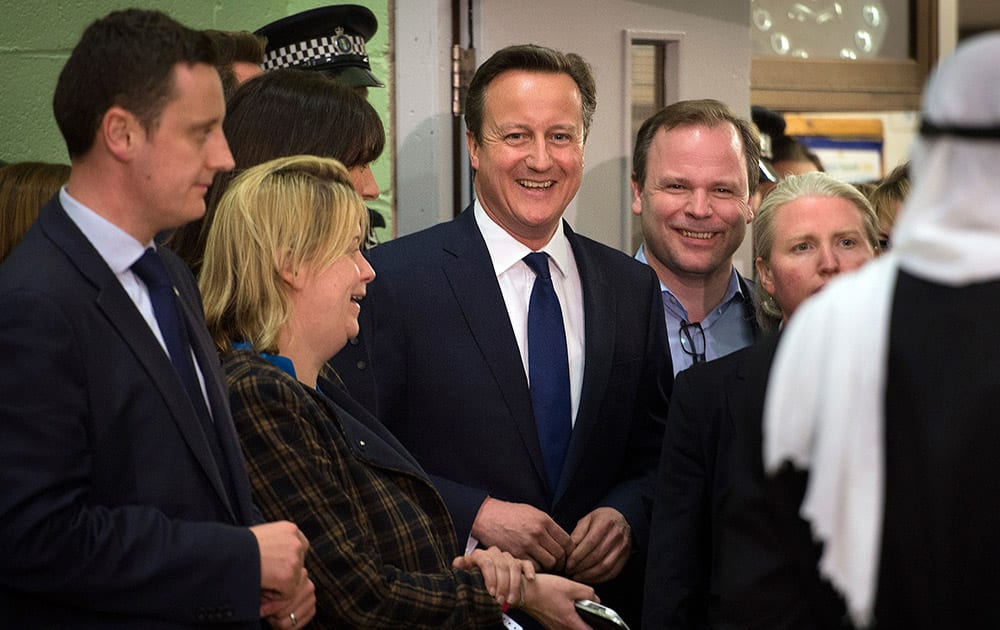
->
<box><xmin>752</xmin><ymin>171</ymin><xmax>879</xmax><ymax>330</ymax></box>
<box><xmin>200</xmin><ymin>155</ymin><xmax>368</xmax><ymax>353</ymax></box>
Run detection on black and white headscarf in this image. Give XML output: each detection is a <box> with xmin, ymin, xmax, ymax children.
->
<box><xmin>763</xmin><ymin>32</ymin><xmax>1000</xmax><ymax>627</ymax></box>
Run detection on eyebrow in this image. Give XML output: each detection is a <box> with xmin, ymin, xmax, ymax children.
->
<box><xmin>495</xmin><ymin>122</ymin><xmax>581</xmax><ymax>134</ymax></box>
<box><xmin>784</xmin><ymin>228</ymin><xmax>864</xmax><ymax>241</ymax></box>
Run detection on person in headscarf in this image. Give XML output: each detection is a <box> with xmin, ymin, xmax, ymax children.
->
<box><xmin>759</xmin><ymin>32</ymin><xmax>1000</xmax><ymax>629</ymax></box>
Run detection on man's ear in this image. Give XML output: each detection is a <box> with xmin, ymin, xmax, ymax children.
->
<box><xmin>630</xmin><ymin>177</ymin><xmax>643</xmax><ymax>217</ymax></box>
<box><xmin>466</xmin><ymin>129</ymin><xmax>480</xmax><ymax>172</ymax></box>
<box><xmin>102</xmin><ymin>106</ymin><xmax>140</xmax><ymax>161</ymax></box>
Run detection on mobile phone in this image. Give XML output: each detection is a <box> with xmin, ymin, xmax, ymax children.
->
<box><xmin>574</xmin><ymin>599</ymin><xmax>631</xmax><ymax>630</ymax></box>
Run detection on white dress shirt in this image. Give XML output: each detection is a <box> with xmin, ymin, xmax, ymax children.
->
<box><xmin>474</xmin><ymin>200</ymin><xmax>585</xmax><ymax>425</ymax></box>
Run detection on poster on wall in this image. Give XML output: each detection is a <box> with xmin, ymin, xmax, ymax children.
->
<box><xmin>799</xmin><ymin>136</ymin><xmax>883</xmax><ymax>184</ymax></box>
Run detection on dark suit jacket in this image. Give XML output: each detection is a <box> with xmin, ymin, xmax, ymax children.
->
<box><xmin>735</xmin><ymin>274</ymin><xmax>759</xmax><ymax>343</ymax></box>
<box><xmin>714</xmin><ymin>334</ymin><xmax>847</xmax><ymax>630</ymax></box>
<box><xmin>331</xmin><ymin>207</ymin><xmax>671</xmax><ymax>620</ymax></box>
<box><xmin>642</xmin><ymin>273</ymin><xmax>759</xmax><ymax>629</ymax></box>
<box><xmin>225</xmin><ymin>350</ymin><xmax>504</xmax><ymax>628</ymax></box>
<box><xmin>644</xmin><ymin>345</ymin><xmax>755</xmax><ymax>629</ymax></box>
<box><xmin>0</xmin><ymin>198</ymin><xmax>262</xmax><ymax>627</ymax></box>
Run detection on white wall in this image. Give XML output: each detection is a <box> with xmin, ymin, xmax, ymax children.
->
<box><xmin>394</xmin><ymin>0</ymin><xmax>458</xmax><ymax>234</ymax></box>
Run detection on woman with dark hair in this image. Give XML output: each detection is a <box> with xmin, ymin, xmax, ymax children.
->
<box><xmin>168</xmin><ymin>68</ymin><xmax>385</xmax><ymax>274</ymax></box>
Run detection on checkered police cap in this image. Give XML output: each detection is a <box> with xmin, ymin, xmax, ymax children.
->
<box><xmin>256</xmin><ymin>4</ymin><xmax>384</xmax><ymax>88</ymax></box>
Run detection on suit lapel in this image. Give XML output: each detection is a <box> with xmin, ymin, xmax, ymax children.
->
<box><xmin>440</xmin><ymin>210</ymin><xmax>550</xmax><ymax>489</ymax></box>
<box><xmin>41</xmin><ymin>203</ymin><xmax>236</xmax><ymax>518</ymax></box>
<box><xmin>724</xmin><ymin>350</ymin><xmax>749</xmax><ymax>439</ymax></box>
<box><xmin>738</xmin><ymin>272</ymin><xmax>762</xmax><ymax>341</ymax></box>
<box><xmin>553</xmin><ymin>226</ymin><xmax>614</xmax><ymax>501</ymax></box>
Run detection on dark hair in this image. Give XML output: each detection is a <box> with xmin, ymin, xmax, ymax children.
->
<box><xmin>53</xmin><ymin>9</ymin><xmax>216</xmax><ymax>159</ymax></box>
<box><xmin>632</xmin><ymin>99</ymin><xmax>761</xmax><ymax>193</ymax></box>
<box><xmin>0</xmin><ymin>162</ymin><xmax>71</xmax><ymax>262</ymax></box>
<box><xmin>464</xmin><ymin>44</ymin><xmax>596</xmax><ymax>144</ymax></box>
<box><xmin>772</xmin><ymin>135</ymin><xmax>824</xmax><ymax>172</ymax></box>
<box><xmin>168</xmin><ymin>68</ymin><xmax>385</xmax><ymax>274</ymax></box>
<box><xmin>203</xmin><ymin>29</ymin><xmax>267</xmax><ymax>99</ymax></box>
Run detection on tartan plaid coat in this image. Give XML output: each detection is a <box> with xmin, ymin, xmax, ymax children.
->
<box><xmin>223</xmin><ymin>349</ymin><xmax>504</xmax><ymax>628</ymax></box>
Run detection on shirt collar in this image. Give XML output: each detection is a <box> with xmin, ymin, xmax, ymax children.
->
<box><xmin>474</xmin><ymin>199</ymin><xmax>571</xmax><ymax>279</ymax></box>
<box><xmin>635</xmin><ymin>243</ymin><xmax>748</xmax><ymax>312</ymax></box>
<box><xmin>60</xmin><ymin>186</ymin><xmax>150</xmax><ymax>272</ymax></box>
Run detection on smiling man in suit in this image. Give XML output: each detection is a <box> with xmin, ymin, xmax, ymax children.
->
<box><xmin>0</xmin><ymin>9</ymin><xmax>314</xmax><ymax>627</ymax></box>
<box><xmin>332</xmin><ymin>44</ymin><xmax>670</xmax><ymax>626</ymax></box>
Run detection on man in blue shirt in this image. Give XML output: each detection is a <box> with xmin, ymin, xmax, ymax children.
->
<box><xmin>631</xmin><ymin>99</ymin><xmax>761</xmax><ymax>374</ymax></box>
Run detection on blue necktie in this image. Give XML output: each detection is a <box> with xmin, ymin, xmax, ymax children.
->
<box><xmin>132</xmin><ymin>248</ymin><xmax>230</xmax><ymax>484</ymax></box>
<box><xmin>524</xmin><ymin>252</ymin><xmax>572</xmax><ymax>492</ymax></box>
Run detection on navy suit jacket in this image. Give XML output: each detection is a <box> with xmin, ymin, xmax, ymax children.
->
<box><xmin>0</xmin><ymin>198</ymin><xmax>263</xmax><ymax>627</ymax></box>
<box><xmin>643</xmin><ymin>283</ymin><xmax>760</xmax><ymax>629</ymax></box>
<box><xmin>331</xmin><ymin>207</ymin><xmax>671</xmax><ymax>603</ymax></box>
<box><xmin>643</xmin><ymin>345</ymin><xmax>756</xmax><ymax>629</ymax></box>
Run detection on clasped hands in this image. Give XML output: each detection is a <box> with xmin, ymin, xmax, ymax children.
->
<box><xmin>471</xmin><ymin>498</ymin><xmax>632</xmax><ymax>583</ymax></box>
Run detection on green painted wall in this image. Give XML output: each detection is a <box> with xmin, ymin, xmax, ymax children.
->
<box><xmin>0</xmin><ymin>0</ymin><xmax>393</xmax><ymax>238</ymax></box>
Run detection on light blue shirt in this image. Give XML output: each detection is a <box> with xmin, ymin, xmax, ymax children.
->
<box><xmin>635</xmin><ymin>245</ymin><xmax>754</xmax><ymax>376</ymax></box>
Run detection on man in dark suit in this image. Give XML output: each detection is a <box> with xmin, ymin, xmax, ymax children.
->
<box><xmin>332</xmin><ymin>44</ymin><xmax>670</xmax><ymax>626</ymax></box>
<box><xmin>630</xmin><ymin>99</ymin><xmax>762</xmax><ymax>375</ymax></box>
<box><xmin>0</xmin><ymin>10</ymin><xmax>313</xmax><ymax>627</ymax></box>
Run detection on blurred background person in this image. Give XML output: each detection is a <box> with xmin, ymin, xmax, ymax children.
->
<box><xmin>751</xmin><ymin>105</ymin><xmax>823</xmax><ymax>182</ymax></box>
<box><xmin>0</xmin><ymin>161</ymin><xmax>70</xmax><ymax>262</ymax></box>
<box><xmin>168</xmin><ymin>68</ymin><xmax>384</xmax><ymax>275</ymax></box>
<box><xmin>868</xmin><ymin>161</ymin><xmax>911</xmax><ymax>252</ymax></box>
<box><xmin>203</xmin><ymin>29</ymin><xmax>266</xmax><ymax>100</ymax></box>
<box><xmin>200</xmin><ymin>154</ymin><xmax>597</xmax><ymax>629</ymax></box>
<box><xmin>770</xmin><ymin>136</ymin><xmax>824</xmax><ymax>179</ymax></box>
<box><xmin>644</xmin><ymin>171</ymin><xmax>878</xmax><ymax>628</ymax></box>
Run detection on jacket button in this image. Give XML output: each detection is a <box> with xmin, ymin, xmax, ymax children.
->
<box><xmin>358</xmin><ymin>440</ymin><xmax>366</xmax><ymax>449</ymax></box>
<box><xmin>356</xmin><ymin>360</ymin><xmax>367</xmax><ymax>370</ymax></box>
<box><xmin>349</xmin><ymin>337</ymin><xmax>360</xmax><ymax>345</ymax></box>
